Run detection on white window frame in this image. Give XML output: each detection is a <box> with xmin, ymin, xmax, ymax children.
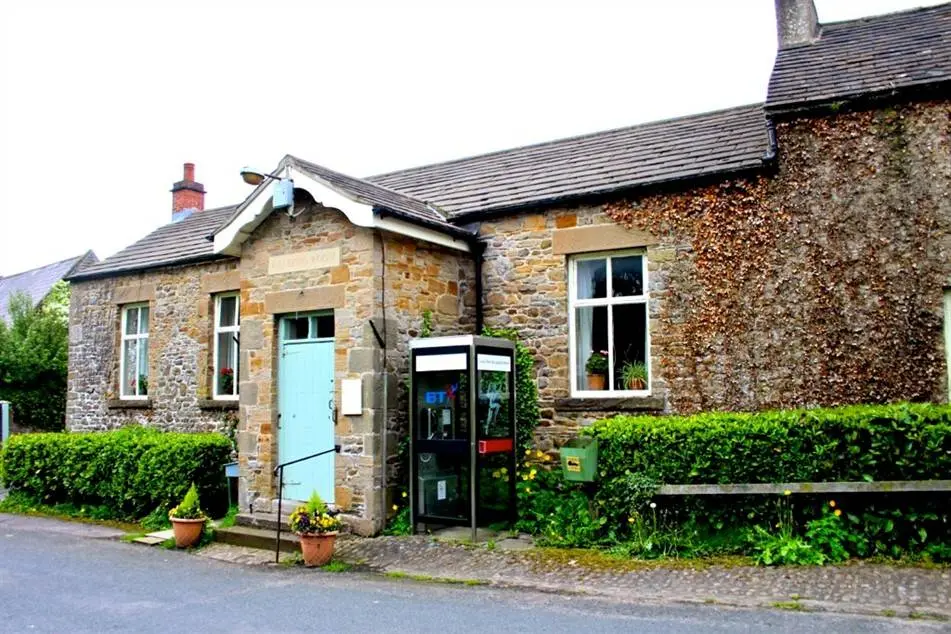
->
<box><xmin>568</xmin><ymin>249</ymin><xmax>651</xmax><ymax>397</ymax></box>
<box><xmin>119</xmin><ymin>303</ymin><xmax>150</xmax><ymax>400</ymax></box>
<box><xmin>213</xmin><ymin>293</ymin><xmax>240</xmax><ymax>400</ymax></box>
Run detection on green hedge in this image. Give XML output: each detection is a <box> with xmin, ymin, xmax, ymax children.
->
<box><xmin>0</xmin><ymin>426</ymin><xmax>232</xmax><ymax>518</ymax></box>
<box><xmin>586</xmin><ymin>403</ymin><xmax>951</xmax><ymax>484</ymax></box>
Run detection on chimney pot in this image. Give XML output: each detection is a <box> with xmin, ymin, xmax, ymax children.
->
<box><xmin>183</xmin><ymin>162</ymin><xmax>195</xmax><ymax>182</ymax></box>
<box><xmin>774</xmin><ymin>0</ymin><xmax>819</xmax><ymax>48</ymax></box>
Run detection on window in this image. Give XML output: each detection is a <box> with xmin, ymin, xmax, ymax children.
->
<box><xmin>281</xmin><ymin>312</ymin><xmax>334</xmax><ymax>341</ymax></box>
<box><xmin>120</xmin><ymin>304</ymin><xmax>150</xmax><ymax>399</ymax></box>
<box><xmin>569</xmin><ymin>251</ymin><xmax>650</xmax><ymax>395</ymax></box>
<box><xmin>214</xmin><ymin>294</ymin><xmax>240</xmax><ymax>399</ymax></box>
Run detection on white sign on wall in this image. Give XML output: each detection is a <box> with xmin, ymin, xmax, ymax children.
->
<box><xmin>268</xmin><ymin>248</ymin><xmax>341</xmax><ymax>276</ymax></box>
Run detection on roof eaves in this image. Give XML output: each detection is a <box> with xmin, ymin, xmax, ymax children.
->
<box><xmin>765</xmin><ymin>77</ymin><xmax>951</xmax><ymax>117</ymax></box>
<box><xmin>66</xmin><ymin>253</ymin><xmax>233</xmax><ymax>283</ymax></box>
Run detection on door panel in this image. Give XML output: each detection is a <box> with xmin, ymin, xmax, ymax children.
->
<box><xmin>278</xmin><ymin>339</ymin><xmax>335</xmax><ymax>503</ymax></box>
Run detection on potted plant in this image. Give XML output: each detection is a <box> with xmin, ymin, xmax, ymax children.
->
<box><xmin>168</xmin><ymin>483</ymin><xmax>207</xmax><ymax>548</ymax></box>
<box><xmin>289</xmin><ymin>491</ymin><xmax>342</xmax><ymax>567</ymax></box>
<box><xmin>620</xmin><ymin>361</ymin><xmax>648</xmax><ymax>390</ymax></box>
<box><xmin>584</xmin><ymin>350</ymin><xmax>609</xmax><ymax>390</ymax></box>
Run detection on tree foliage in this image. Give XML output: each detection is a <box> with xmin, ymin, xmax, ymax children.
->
<box><xmin>0</xmin><ymin>283</ymin><xmax>70</xmax><ymax>431</ymax></box>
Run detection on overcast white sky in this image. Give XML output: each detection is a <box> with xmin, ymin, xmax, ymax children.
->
<box><xmin>0</xmin><ymin>0</ymin><xmax>944</xmax><ymax>274</ymax></box>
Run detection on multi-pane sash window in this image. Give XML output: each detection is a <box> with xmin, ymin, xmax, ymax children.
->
<box><xmin>120</xmin><ymin>304</ymin><xmax>150</xmax><ymax>399</ymax></box>
<box><xmin>214</xmin><ymin>294</ymin><xmax>240</xmax><ymax>399</ymax></box>
<box><xmin>569</xmin><ymin>251</ymin><xmax>650</xmax><ymax>395</ymax></box>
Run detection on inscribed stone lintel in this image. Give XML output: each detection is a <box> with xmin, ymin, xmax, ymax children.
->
<box><xmin>552</xmin><ymin>224</ymin><xmax>658</xmax><ymax>255</ymax></box>
<box><xmin>263</xmin><ymin>285</ymin><xmax>346</xmax><ymax>314</ymax></box>
<box><xmin>268</xmin><ymin>248</ymin><xmax>341</xmax><ymax>276</ymax></box>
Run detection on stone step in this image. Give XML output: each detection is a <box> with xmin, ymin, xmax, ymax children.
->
<box><xmin>235</xmin><ymin>512</ymin><xmax>292</xmax><ymax>531</ymax></box>
<box><xmin>215</xmin><ymin>525</ymin><xmax>300</xmax><ymax>553</ymax></box>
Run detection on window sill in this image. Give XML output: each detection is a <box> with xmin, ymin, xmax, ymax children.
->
<box><xmin>555</xmin><ymin>396</ymin><xmax>665</xmax><ymax>412</ymax></box>
<box><xmin>198</xmin><ymin>399</ymin><xmax>239</xmax><ymax>411</ymax></box>
<box><xmin>106</xmin><ymin>399</ymin><xmax>152</xmax><ymax>410</ymax></box>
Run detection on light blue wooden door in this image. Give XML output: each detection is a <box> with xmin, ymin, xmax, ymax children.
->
<box><xmin>278</xmin><ymin>336</ymin><xmax>335</xmax><ymax>504</ymax></box>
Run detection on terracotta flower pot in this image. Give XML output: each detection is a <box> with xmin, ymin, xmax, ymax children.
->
<box><xmin>298</xmin><ymin>531</ymin><xmax>338</xmax><ymax>567</ymax></box>
<box><xmin>626</xmin><ymin>378</ymin><xmax>647</xmax><ymax>391</ymax></box>
<box><xmin>170</xmin><ymin>517</ymin><xmax>205</xmax><ymax>548</ymax></box>
<box><xmin>586</xmin><ymin>373</ymin><xmax>606</xmax><ymax>391</ymax></box>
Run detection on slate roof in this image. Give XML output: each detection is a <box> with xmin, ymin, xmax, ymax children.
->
<box><xmin>0</xmin><ymin>252</ymin><xmax>96</xmax><ymax>322</ymax></box>
<box><xmin>368</xmin><ymin>103</ymin><xmax>771</xmax><ymax>218</ymax></box>
<box><xmin>67</xmin><ymin>206</ymin><xmax>237</xmax><ymax>281</ymax></box>
<box><xmin>767</xmin><ymin>3</ymin><xmax>951</xmax><ymax>111</ymax></box>
<box><xmin>286</xmin><ymin>156</ymin><xmax>474</xmax><ymax>238</ymax></box>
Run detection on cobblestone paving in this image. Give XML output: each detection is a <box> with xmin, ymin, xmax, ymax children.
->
<box><xmin>331</xmin><ymin>535</ymin><xmax>951</xmax><ymax>620</ymax></box>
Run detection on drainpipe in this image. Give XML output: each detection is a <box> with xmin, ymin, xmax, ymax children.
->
<box><xmin>763</xmin><ymin>119</ymin><xmax>778</xmax><ymax>163</ymax></box>
<box><xmin>472</xmin><ymin>239</ymin><xmax>485</xmax><ymax>334</ymax></box>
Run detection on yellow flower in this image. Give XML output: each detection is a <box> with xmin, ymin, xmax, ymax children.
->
<box><xmin>524</xmin><ymin>488</ymin><xmax>531</xmax><ymax>494</ymax></box>
<box><xmin>392</xmin><ymin>504</ymin><xmax>398</xmax><ymax>511</ymax></box>
<box><xmin>628</xmin><ymin>516</ymin><xmax>635</xmax><ymax>523</ymax></box>
<box><xmin>402</xmin><ymin>491</ymin><xmax>407</xmax><ymax>498</ymax></box>
<box><xmin>834</xmin><ymin>509</ymin><xmax>842</xmax><ymax>517</ymax></box>
<box><xmin>536</xmin><ymin>450</ymin><xmax>544</xmax><ymax>458</ymax></box>
<box><xmin>492</xmin><ymin>470</ymin><xmax>501</xmax><ymax>479</ymax></box>
<box><xmin>522</xmin><ymin>474</ymin><xmax>529</xmax><ymax>481</ymax></box>
<box><xmin>500</xmin><ymin>467</ymin><xmax>508</xmax><ymax>475</ymax></box>
<box><xmin>542</xmin><ymin>454</ymin><xmax>550</xmax><ymax>461</ymax></box>
<box><xmin>525</xmin><ymin>449</ymin><xmax>532</xmax><ymax>456</ymax></box>
<box><xmin>829</xmin><ymin>500</ymin><xmax>836</xmax><ymax>508</ymax></box>
<box><xmin>783</xmin><ymin>490</ymin><xmax>792</xmax><ymax>496</ymax></box>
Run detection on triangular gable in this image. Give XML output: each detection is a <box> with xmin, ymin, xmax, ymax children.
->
<box><xmin>212</xmin><ymin>156</ymin><xmax>472</xmax><ymax>256</ymax></box>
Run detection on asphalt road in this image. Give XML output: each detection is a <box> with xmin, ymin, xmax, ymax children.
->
<box><xmin>0</xmin><ymin>515</ymin><xmax>942</xmax><ymax>633</ymax></box>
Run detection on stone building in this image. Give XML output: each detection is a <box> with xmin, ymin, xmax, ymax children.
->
<box><xmin>66</xmin><ymin>0</ymin><xmax>951</xmax><ymax>533</ymax></box>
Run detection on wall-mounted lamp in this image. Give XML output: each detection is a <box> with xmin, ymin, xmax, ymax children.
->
<box><xmin>239</xmin><ymin>166</ymin><xmax>295</xmax><ymax>211</ymax></box>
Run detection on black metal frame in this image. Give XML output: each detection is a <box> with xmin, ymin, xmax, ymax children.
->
<box><xmin>273</xmin><ymin>444</ymin><xmax>340</xmax><ymax>563</ymax></box>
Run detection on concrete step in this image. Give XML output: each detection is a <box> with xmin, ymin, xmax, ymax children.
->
<box><xmin>215</xmin><ymin>525</ymin><xmax>300</xmax><ymax>553</ymax></box>
<box><xmin>235</xmin><ymin>512</ymin><xmax>291</xmax><ymax>531</ymax></box>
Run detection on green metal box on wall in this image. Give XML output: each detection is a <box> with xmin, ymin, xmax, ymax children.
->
<box><xmin>560</xmin><ymin>437</ymin><xmax>598</xmax><ymax>482</ymax></box>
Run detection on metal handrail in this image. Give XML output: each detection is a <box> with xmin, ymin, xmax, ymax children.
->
<box><xmin>273</xmin><ymin>444</ymin><xmax>340</xmax><ymax>563</ymax></box>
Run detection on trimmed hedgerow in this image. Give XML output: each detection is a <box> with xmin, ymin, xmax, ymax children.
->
<box><xmin>0</xmin><ymin>426</ymin><xmax>231</xmax><ymax>519</ymax></box>
<box><xmin>586</xmin><ymin>402</ymin><xmax>951</xmax><ymax>485</ymax></box>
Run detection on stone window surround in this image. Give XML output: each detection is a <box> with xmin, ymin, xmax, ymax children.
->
<box><xmin>119</xmin><ymin>303</ymin><xmax>150</xmax><ymax>400</ymax></box>
<box><xmin>567</xmin><ymin>251</ymin><xmax>651</xmax><ymax>398</ymax></box>
<box><xmin>212</xmin><ymin>292</ymin><xmax>240</xmax><ymax>401</ymax></box>
<box><xmin>553</xmin><ymin>222</ymin><xmax>660</xmax><ymax>409</ymax></box>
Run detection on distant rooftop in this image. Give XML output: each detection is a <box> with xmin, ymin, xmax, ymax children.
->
<box><xmin>0</xmin><ymin>252</ymin><xmax>97</xmax><ymax>322</ymax></box>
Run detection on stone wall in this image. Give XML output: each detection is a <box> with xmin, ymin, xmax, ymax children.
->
<box><xmin>606</xmin><ymin>100</ymin><xmax>951</xmax><ymax>414</ymax></box>
<box><xmin>379</xmin><ymin>233</ymin><xmax>473</xmax><ymax>514</ymax></box>
<box><xmin>475</xmin><ymin>99</ymin><xmax>951</xmax><ymax>447</ymax></box>
<box><xmin>67</xmin><ymin>259</ymin><xmax>240</xmax><ymax>434</ymax></box>
<box><xmin>236</xmin><ymin>203</ymin><xmax>380</xmax><ymax>531</ymax></box>
<box><xmin>476</xmin><ymin>210</ymin><xmax>671</xmax><ymax>449</ymax></box>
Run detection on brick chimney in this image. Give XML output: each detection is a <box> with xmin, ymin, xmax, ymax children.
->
<box><xmin>170</xmin><ymin>162</ymin><xmax>205</xmax><ymax>220</ymax></box>
<box><xmin>774</xmin><ymin>0</ymin><xmax>819</xmax><ymax>48</ymax></box>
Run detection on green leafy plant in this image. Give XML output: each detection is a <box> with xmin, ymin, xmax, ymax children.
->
<box><xmin>620</xmin><ymin>362</ymin><xmax>648</xmax><ymax>390</ymax></box>
<box><xmin>0</xmin><ymin>426</ymin><xmax>232</xmax><ymax>519</ymax></box>
<box><xmin>289</xmin><ymin>491</ymin><xmax>341</xmax><ymax>534</ymax></box>
<box><xmin>169</xmin><ymin>483</ymin><xmax>206</xmax><ymax>520</ymax></box>
<box><xmin>0</xmin><ymin>288</ymin><xmax>70</xmax><ymax>431</ymax></box>
<box><xmin>805</xmin><ymin>501</ymin><xmax>860</xmax><ymax>563</ymax></box>
<box><xmin>749</xmin><ymin>526</ymin><xmax>825</xmax><ymax>566</ymax></box>
<box><xmin>584</xmin><ymin>350</ymin><xmax>609</xmax><ymax>375</ymax></box>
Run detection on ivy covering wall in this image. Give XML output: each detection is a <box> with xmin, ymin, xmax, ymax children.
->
<box><xmin>606</xmin><ymin>101</ymin><xmax>951</xmax><ymax>413</ymax></box>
